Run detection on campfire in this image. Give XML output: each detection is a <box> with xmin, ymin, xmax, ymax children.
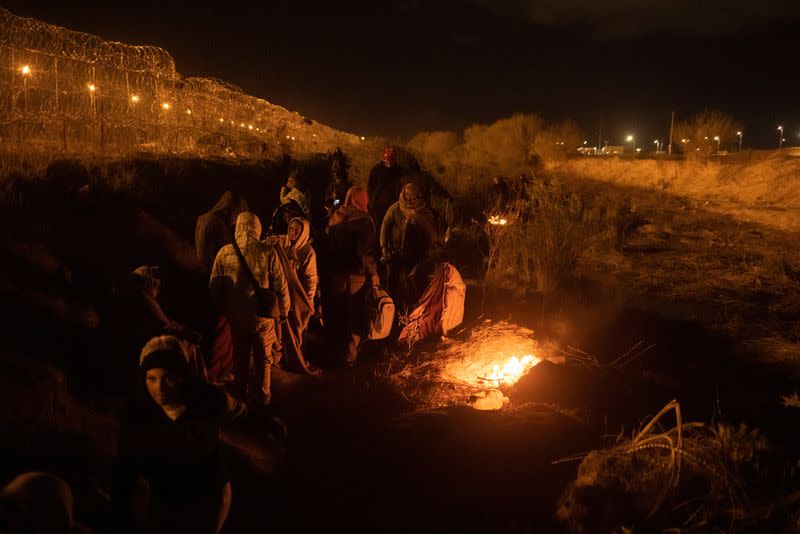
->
<box><xmin>391</xmin><ymin>320</ymin><xmax>545</xmax><ymax>409</ymax></box>
<box><xmin>481</xmin><ymin>354</ymin><xmax>539</xmax><ymax>386</ymax></box>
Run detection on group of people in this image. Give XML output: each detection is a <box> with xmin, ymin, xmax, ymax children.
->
<box><xmin>86</xmin><ymin>146</ymin><xmax>441</xmax><ymax>533</ymax></box>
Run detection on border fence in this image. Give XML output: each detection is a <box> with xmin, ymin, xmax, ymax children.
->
<box><xmin>0</xmin><ymin>7</ymin><xmax>362</xmax><ymax>161</ymax></box>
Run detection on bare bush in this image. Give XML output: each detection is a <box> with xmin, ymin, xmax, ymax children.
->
<box><xmin>675</xmin><ymin>110</ymin><xmax>742</xmax><ymax>159</ymax></box>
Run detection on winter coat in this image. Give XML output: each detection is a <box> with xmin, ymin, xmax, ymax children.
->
<box><xmin>209</xmin><ymin>212</ymin><xmax>291</xmax><ymax>321</ymax></box>
<box><xmin>380</xmin><ymin>201</ymin><xmax>438</xmax><ymax>266</ymax></box>
<box><xmin>327</xmin><ymin>187</ymin><xmax>378</xmax><ymax>278</ymax></box>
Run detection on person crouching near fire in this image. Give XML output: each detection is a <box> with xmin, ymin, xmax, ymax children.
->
<box><xmin>113</xmin><ymin>335</ymin><xmax>246</xmax><ymax>534</ymax></box>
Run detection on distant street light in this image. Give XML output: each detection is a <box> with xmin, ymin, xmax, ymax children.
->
<box><xmin>626</xmin><ymin>134</ymin><xmax>634</xmax><ymax>153</ymax></box>
<box><xmin>778</xmin><ymin>125</ymin><xmax>784</xmax><ymax>149</ymax></box>
<box><xmin>713</xmin><ymin>136</ymin><xmax>720</xmax><ymax>152</ymax></box>
<box><xmin>737</xmin><ymin>131</ymin><xmax>742</xmax><ymax>151</ymax></box>
<box><xmin>653</xmin><ymin>139</ymin><xmax>660</xmax><ymax>154</ymax></box>
<box><xmin>20</xmin><ymin>64</ymin><xmax>31</xmax><ymax>76</ymax></box>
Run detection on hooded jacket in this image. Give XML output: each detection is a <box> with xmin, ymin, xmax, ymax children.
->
<box><xmin>209</xmin><ymin>212</ymin><xmax>291</xmax><ymax>319</ymax></box>
<box><xmin>282</xmin><ymin>218</ymin><xmax>317</xmax><ymax>304</ymax></box>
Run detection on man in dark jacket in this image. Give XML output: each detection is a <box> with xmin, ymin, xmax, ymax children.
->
<box><xmin>195</xmin><ymin>192</ymin><xmax>249</xmax><ymax>275</ymax></box>
<box><xmin>367</xmin><ymin>146</ymin><xmax>404</xmax><ymax>231</ymax></box>
<box><xmin>326</xmin><ymin>186</ymin><xmax>379</xmax><ymax>367</ymax></box>
<box><xmin>380</xmin><ymin>183</ymin><xmax>439</xmax><ymax>311</ymax></box>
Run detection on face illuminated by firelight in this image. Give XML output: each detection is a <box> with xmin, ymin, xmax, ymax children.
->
<box><xmin>145</xmin><ymin>368</ymin><xmax>184</xmax><ymax>408</ymax></box>
<box><xmin>288</xmin><ymin>220</ymin><xmax>303</xmax><ymax>243</ymax></box>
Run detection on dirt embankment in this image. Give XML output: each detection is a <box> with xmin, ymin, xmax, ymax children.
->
<box><xmin>553</xmin><ymin>155</ymin><xmax>800</xmax><ymax>232</ymax></box>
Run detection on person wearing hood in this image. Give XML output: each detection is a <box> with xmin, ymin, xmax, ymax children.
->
<box><xmin>114</xmin><ymin>335</ymin><xmax>246</xmax><ymax>534</ymax></box>
<box><xmin>380</xmin><ymin>182</ymin><xmax>439</xmax><ymax>310</ymax></box>
<box><xmin>266</xmin><ymin>217</ymin><xmax>319</xmax><ymax>373</ymax></box>
<box><xmin>209</xmin><ymin>212</ymin><xmax>290</xmax><ymax>407</ymax></box>
<box><xmin>195</xmin><ymin>192</ymin><xmax>249</xmax><ymax>275</ymax></box>
<box><xmin>326</xmin><ymin>186</ymin><xmax>379</xmax><ymax>367</ymax></box>
<box><xmin>280</xmin><ymin>218</ymin><xmax>318</xmax><ymax>306</ymax></box>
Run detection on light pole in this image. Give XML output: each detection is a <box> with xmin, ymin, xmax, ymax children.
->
<box><xmin>778</xmin><ymin>126</ymin><xmax>784</xmax><ymax>149</ymax></box>
<box><xmin>737</xmin><ymin>131</ymin><xmax>742</xmax><ymax>151</ymax></box>
<box><xmin>626</xmin><ymin>134</ymin><xmax>634</xmax><ymax>154</ymax></box>
<box><xmin>653</xmin><ymin>139</ymin><xmax>660</xmax><ymax>154</ymax></box>
<box><xmin>713</xmin><ymin>136</ymin><xmax>720</xmax><ymax>153</ymax></box>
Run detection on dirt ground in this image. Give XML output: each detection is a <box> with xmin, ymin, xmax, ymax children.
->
<box><xmin>1</xmin><ymin>156</ymin><xmax>799</xmax><ymax>532</ymax></box>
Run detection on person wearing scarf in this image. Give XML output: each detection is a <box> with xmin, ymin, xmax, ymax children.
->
<box><xmin>326</xmin><ymin>186</ymin><xmax>379</xmax><ymax>367</ymax></box>
<box><xmin>114</xmin><ymin>336</ymin><xmax>246</xmax><ymax>534</ymax></box>
<box><xmin>268</xmin><ymin>217</ymin><xmax>320</xmax><ymax>374</ymax></box>
<box><xmin>380</xmin><ymin>182</ymin><xmax>439</xmax><ymax>310</ymax></box>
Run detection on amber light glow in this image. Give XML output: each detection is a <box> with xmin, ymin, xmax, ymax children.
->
<box><xmin>483</xmin><ymin>355</ymin><xmax>538</xmax><ymax>385</ymax></box>
<box><xmin>488</xmin><ymin>215</ymin><xmax>508</xmax><ymax>226</ymax></box>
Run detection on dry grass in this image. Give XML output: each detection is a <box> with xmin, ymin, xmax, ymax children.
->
<box><xmin>556</xmin><ymin>400</ymin><xmax>799</xmax><ymax>533</ymax></box>
<box><xmin>483</xmin><ymin>179</ymin><xmax>627</xmax><ymax>294</ymax></box>
<box><xmin>553</xmin><ymin>156</ymin><xmax>800</xmax><ymax>232</ymax></box>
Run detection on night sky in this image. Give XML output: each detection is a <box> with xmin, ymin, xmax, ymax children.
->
<box><xmin>7</xmin><ymin>0</ymin><xmax>800</xmax><ymax>148</ymax></box>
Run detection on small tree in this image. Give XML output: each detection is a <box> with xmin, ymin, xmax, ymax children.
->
<box><xmin>675</xmin><ymin>110</ymin><xmax>741</xmax><ymax>159</ymax></box>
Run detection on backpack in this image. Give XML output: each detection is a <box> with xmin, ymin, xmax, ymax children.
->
<box><xmin>366</xmin><ymin>286</ymin><xmax>395</xmax><ymax>340</ymax></box>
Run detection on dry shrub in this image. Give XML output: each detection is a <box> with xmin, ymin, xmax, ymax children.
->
<box><xmin>484</xmin><ymin>180</ymin><xmax>623</xmax><ymax>294</ymax></box>
<box><xmin>556</xmin><ymin>401</ymin><xmax>796</xmax><ymax>533</ymax></box>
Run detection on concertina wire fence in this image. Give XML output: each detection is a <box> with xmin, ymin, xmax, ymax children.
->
<box><xmin>0</xmin><ymin>7</ymin><xmax>363</xmax><ymax>161</ymax></box>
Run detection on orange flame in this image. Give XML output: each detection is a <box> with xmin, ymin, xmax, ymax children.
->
<box><xmin>482</xmin><ymin>355</ymin><xmax>539</xmax><ymax>385</ymax></box>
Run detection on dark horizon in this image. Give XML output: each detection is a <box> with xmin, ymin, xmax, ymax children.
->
<box><xmin>5</xmin><ymin>0</ymin><xmax>800</xmax><ymax>149</ymax></box>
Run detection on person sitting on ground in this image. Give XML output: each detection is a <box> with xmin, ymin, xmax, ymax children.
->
<box><xmin>210</xmin><ymin>212</ymin><xmax>290</xmax><ymax>408</ymax></box>
<box><xmin>0</xmin><ymin>471</ymin><xmax>91</xmax><ymax>534</ymax></box>
<box><xmin>380</xmin><ymin>182</ymin><xmax>439</xmax><ymax>310</ymax></box>
<box><xmin>326</xmin><ymin>186</ymin><xmax>379</xmax><ymax>367</ymax></box>
<box><xmin>195</xmin><ymin>192</ymin><xmax>249</xmax><ymax>275</ymax></box>
<box><xmin>113</xmin><ymin>335</ymin><xmax>246</xmax><ymax>534</ymax></box>
<box><xmin>367</xmin><ymin>146</ymin><xmax>404</xmax><ymax>230</ymax></box>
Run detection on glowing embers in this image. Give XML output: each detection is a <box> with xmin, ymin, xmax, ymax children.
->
<box><xmin>439</xmin><ymin>320</ymin><xmax>542</xmax><ymax>388</ymax></box>
<box><xmin>481</xmin><ymin>354</ymin><xmax>539</xmax><ymax>386</ymax></box>
<box><xmin>488</xmin><ymin>214</ymin><xmax>508</xmax><ymax>226</ymax></box>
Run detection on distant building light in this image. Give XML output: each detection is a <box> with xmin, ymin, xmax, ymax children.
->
<box><xmin>87</xmin><ymin>83</ymin><xmax>96</xmax><ymax>92</ymax></box>
<box><xmin>360</xmin><ymin>136</ymin><xmax>365</xmax><ymax>141</ymax></box>
<box><xmin>219</xmin><ymin>118</ymin><xmax>224</xmax><ymax>123</ymax></box>
<box><xmin>20</xmin><ymin>65</ymin><xmax>31</xmax><ymax>76</ymax></box>
<box><xmin>130</xmin><ymin>94</ymin><xmax>140</xmax><ymax>103</ymax></box>
<box><xmin>186</xmin><ymin>109</ymin><xmax>192</xmax><ymax>115</ymax></box>
<box><xmin>161</xmin><ymin>102</ymin><xmax>171</xmax><ymax>110</ymax></box>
